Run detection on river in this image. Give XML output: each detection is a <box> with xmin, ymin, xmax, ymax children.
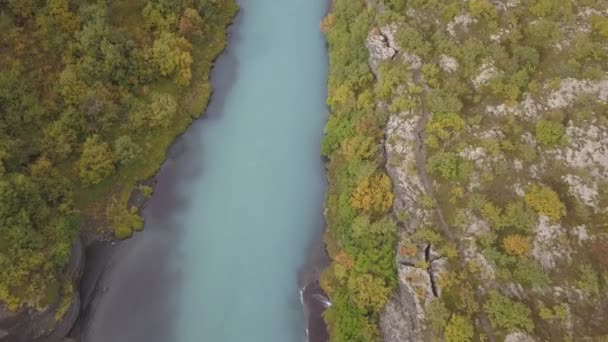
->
<box><xmin>81</xmin><ymin>0</ymin><xmax>329</xmax><ymax>341</ymax></box>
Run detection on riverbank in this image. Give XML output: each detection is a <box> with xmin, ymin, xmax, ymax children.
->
<box><xmin>0</xmin><ymin>2</ymin><xmax>239</xmax><ymax>340</ymax></box>
<box><xmin>299</xmin><ymin>208</ymin><xmax>330</xmax><ymax>342</ymax></box>
<box><xmin>73</xmin><ymin>11</ymin><xmax>243</xmax><ymax>340</ymax></box>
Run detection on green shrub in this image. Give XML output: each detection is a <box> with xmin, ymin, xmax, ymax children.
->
<box><xmin>484</xmin><ymin>291</ymin><xmax>534</xmax><ymax>332</ymax></box>
<box><xmin>591</xmin><ymin>15</ymin><xmax>608</xmax><ymax>38</ymax></box>
<box><xmin>426</xmin><ymin>113</ymin><xmax>466</xmax><ymax>140</ymax></box>
<box><xmin>107</xmin><ymin>198</ymin><xmax>144</xmax><ymax>240</ymax></box>
<box><xmin>76</xmin><ymin>135</ymin><xmax>115</xmax><ymax>185</ymax></box>
<box><xmin>535</xmin><ymin>120</ymin><xmax>566</xmax><ymax>146</ymax></box>
<box><xmin>524</xmin><ymin>185</ymin><xmax>566</xmax><ymax>222</ymax></box>
<box><xmin>576</xmin><ymin>265</ymin><xmax>600</xmax><ymax>295</ymax></box>
<box><xmin>426</xmin><ymin>90</ymin><xmax>463</xmax><ymax>116</ymax></box>
<box><xmin>539</xmin><ymin>303</ymin><xmax>568</xmax><ymax>321</ymax></box>
<box><xmin>321</xmin><ymin>115</ymin><xmax>353</xmax><ymax>156</ymax></box>
<box><xmin>513</xmin><ymin>259</ymin><xmax>548</xmax><ymax>288</ymax></box>
<box><xmin>426</xmin><ymin>151</ymin><xmax>471</xmax><ymax>181</ymax></box>
<box><xmin>347</xmin><ymin>273</ymin><xmax>391</xmax><ymax>312</ymax></box>
<box><xmin>445</xmin><ymin>314</ymin><xmax>474</xmax><ymax>342</ymax></box>
<box><xmin>426</xmin><ymin>299</ymin><xmax>451</xmax><ymax>336</ymax></box>
<box><xmin>502</xmin><ymin>201</ymin><xmax>537</xmax><ymax>233</ymax></box>
<box><xmin>469</xmin><ymin>0</ymin><xmax>497</xmax><ymax>19</ymax></box>
<box><xmin>114</xmin><ymin>136</ymin><xmax>141</xmax><ymax>166</ymax></box>
<box><xmin>139</xmin><ymin>185</ymin><xmax>154</xmax><ymax>198</ymax></box>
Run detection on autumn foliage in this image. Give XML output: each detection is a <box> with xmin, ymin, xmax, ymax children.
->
<box><xmin>335</xmin><ymin>250</ymin><xmax>354</xmax><ymax>269</ymax></box>
<box><xmin>524</xmin><ymin>185</ymin><xmax>566</xmax><ymax>222</ymax></box>
<box><xmin>351</xmin><ymin>173</ymin><xmax>393</xmax><ymax>215</ymax></box>
<box><xmin>502</xmin><ymin>234</ymin><xmax>530</xmax><ymax>256</ymax></box>
<box><xmin>320</xmin><ymin>13</ymin><xmax>336</xmax><ymax>33</ymax></box>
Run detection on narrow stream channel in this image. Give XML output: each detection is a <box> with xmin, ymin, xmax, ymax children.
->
<box><xmin>81</xmin><ymin>0</ymin><xmax>328</xmax><ymax>341</ymax></box>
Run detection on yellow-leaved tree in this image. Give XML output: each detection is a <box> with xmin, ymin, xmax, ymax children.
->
<box><xmin>351</xmin><ymin>173</ymin><xmax>393</xmax><ymax>215</ymax></box>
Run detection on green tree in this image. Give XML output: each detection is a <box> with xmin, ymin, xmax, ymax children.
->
<box><xmin>142</xmin><ymin>1</ymin><xmax>177</xmax><ymax>32</ymax></box>
<box><xmin>347</xmin><ymin>273</ymin><xmax>391</xmax><ymax>312</ymax></box>
<box><xmin>58</xmin><ymin>65</ymin><xmax>88</xmax><ymax>105</ymax></box>
<box><xmin>426</xmin><ymin>299</ymin><xmax>451</xmax><ymax>336</ymax></box>
<box><xmin>76</xmin><ymin>135</ymin><xmax>115</xmax><ymax>185</ymax></box>
<box><xmin>469</xmin><ymin>0</ymin><xmax>497</xmax><ymax>20</ymax></box>
<box><xmin>524</xmin><ymin>185</ymin><xmax>565</xmax><ymax>222</ymax></box>
<box><xmin>426</xmin><ymin>151</ymin><xmax>471</xmax><ymax>181</ymax></box>
<box><xmin>591</xmin><ymin>15</ymin><xmax>608</xmax><ymax>38</ymax></box>
<box><xmin>106</xmin><ymin>197</ymin><xmax>143</xmax><ymax>239</ymax></box>
<box><xmin>149</xmin><ymin>92</ymin><xmax>177</xmax><ymax>128</ymax></box>
<box><xmin>484</xmin><ymin>291</ymin><xmax>534</xmax><ymax>332</ymax></box>
<box><xmin>576</xmin><ymin>265</ymin><xmax>600</xmax><ymax>295</ymax></box>
<box><xmin>151</xmin><ymin>32</ymin><xmax>193</xmax><ymax>86</ymax></box>
<box><xmin>535</xmin><ymin>119</ymin><xmax>566</xmax><ymax>146</ymax></box>
<box><xmin>445</xmin><ymin>314</ymin><xmax>474</xmax><ymax>342</ymax></box>
<box><xmin>113</xmin><ymin>136</ymin><xmax>141</xmax><ymax>165</ymax></box>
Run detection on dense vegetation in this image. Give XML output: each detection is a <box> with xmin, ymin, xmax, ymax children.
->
<box><xmin>320</xmin><ymin>1</ymin><xmax>398</xmax><ymax>340</ymax></box>
<box><xmin>0</xmin><ymin>0</ymin><xmax>236</xmax><ymax>313</ymax></box>
<box><xmin>322</xmin><ymin>0</ymin><xmax>608</xmax><ymax>341</ymax></box>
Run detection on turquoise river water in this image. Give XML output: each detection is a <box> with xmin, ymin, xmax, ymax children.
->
<box><xmin>82</xmin><ymin>0</ymin><xmax>329</xmax><ymax>341</ymax></box>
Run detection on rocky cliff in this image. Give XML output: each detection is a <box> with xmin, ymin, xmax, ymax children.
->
<box><xmin>362</xmin><ymin>0</ymin><xmax>608</xmax><ymax>340</ymax></box>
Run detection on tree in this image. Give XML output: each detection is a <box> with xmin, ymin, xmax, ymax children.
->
<box><xmin>320</xmin><ymin>13</ymin><xmax>336</xmax><ymax>33</ymax></box>
<box><xmin>43</xmin><ymin>107</ymin><xmax>84</xmax><ymax>161</ymax></box>
<box><xmin>502</xmin><ymin>234</ymin><xmax>529</xmax><ymax>256</ymax></box>
<box><xmin>576</xmin><ymin>265</ymin><xmax>599</xmax><ymax>295</ymax></box>
<box><xmin>150</xmin><ymin>92</ymin><xmax>177</xmax><ymax>128</ymax></box>
<box><xmin>30</xmin><ymin>157</ymin><xmax>72</xmax><ymax>207</ymax></box>
<box><xmin>179</xmin><ymin>8</ymin><xmax>204</xmax><ymax>36</ymax></box>
<box><xmin>113</xmin><ymin>136</ymin><xmax>141</xmax><ymax>165</ymax></box>
<box><xmin>8</xmin><ymin>0</ymin><xmax>36</xmax><ymax>18</ymax></box>
<box><xmin>469</xmin><ymin>0</ymin><xmax>497</xmax><ymax>20</ymax></box>
<box><xmin>129</xmin><ymin>92</ymin><xmax>177</xmax><ymax>130</ymax></box>
<box><xmin>513</xmin><ymin>259</ymin><xmax>548</xmax><ymax>288</ymax></box>
<box><xmin>76</xmin><ymin>135</ymin><xmax>115</xmax><ymax>185</ymax></box>
<box><xmin>426</xmin><ymin>89</ymin><xmax>463</xmax><ymax>116</ymax></box>
<box><xmin>347</xmin><ymin>273</ymin><xmax>391</xmax><ymax>312</ymax></box>
<box><xmin>106</xmin><ymin>197</ymin><xmax>143</xmax><ymax>239</ymax></box>
<box><xmin>445</xmin><ymin>314</ymin><xmax>474</xmax><ymax>342</ymax></box>
<box><xmin>501</xmin><ymin>201</ymin><xmax>537</xmax><ymax>233</ymax></box>
<box><xmin>426</xmin><ymin>151</ymin><xmax>471</xmax><ymax>181</ymax></box>
<box><xmin>535</xmin><ymin>119</ymin><xmax>566</xmax><ymax>146</ymax></box>
<box><xmin>47</xmin><ymin>0</ymin><xmax>80</xmax><ymax>33</ymax></box>
<box><xmin>142</xmin><ymin>1</ymin><xmax>177</xmax><ymax>32</ymax></box>
<box><xmin>58</xmin><ymin>65</ymin><xmax>88</xmax><ymax>105</ymax></box>
<box><xmin>351</xmin><ymin>173</ymin><xmax>393</xmax><ymax>215</ymax></box>
<box><xmin>151</xmin><ymin>32</ymin><xmax>193</xmax><ymax>86</ymax></box>
<box><xmin>591</xmin><ymin>15</ymin><xmax>608</xmax><ymax>38</ymax></box>
<box><xmin>426</xmin><ymin>113</ymin><xmax>466</xmax><ymax>144</ymax></box>
<box><xmin>524</xmin><ymin>185</ymin><xmax>565</xmax><ymax>222</ymax></box>
<box><xmin>426</xmin><ymin>299</ymin><xmax>451</xmax><ymax>336</ymax></box>
<box><xmin>484</xmin><ymin>291</ymin><xmax>534</xmax><ymax>332</ymax></box>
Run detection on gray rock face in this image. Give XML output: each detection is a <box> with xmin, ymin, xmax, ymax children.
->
<box><xmin>381</xmin><ymin>111</ymin><xmax>436</xmax><ymax>341</ymax></box>
<box><xmin>366</xmin><ymin>25</ymin><xmax>399</xmax><ymax>75</ymax></box>
<box><xmin>0</xmin><ymin>238</ymin><xmax>84</xmax><ymax>342</ymax></box>
<box><xmin>505</xmin><ymin>331</ymin><xmax>536</xmax><ymax>342</ymax></box>
<box><xmin>532</xmin><ymin>216</ymin><xmax>570</xmax><ymax>270</ymax></box>
<box><xmin>380</xmin><ymin>265</ymin><xmax>427</xmax><ymax>342</ymax></box>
